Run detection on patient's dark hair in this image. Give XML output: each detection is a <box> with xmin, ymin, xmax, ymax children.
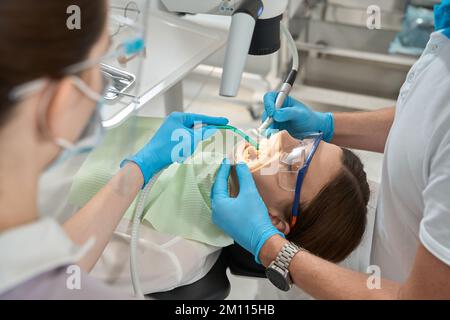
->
<box><xmin>0</xmin><ymin>0</ymin><xmax>106</xmax><ymax>126</ymax></box>
<box><xmin>287</xmin><ymin>148</ymin><xmax>370</xmax><ymax>263</ymax></box>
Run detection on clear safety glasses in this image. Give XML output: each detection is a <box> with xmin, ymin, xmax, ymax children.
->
<box><xmin>278</xmin><ymin>133</ymin><xmax>322</xmax><ymax>191</ymax></box>
<box><xmin>278</xmin><ymin>132</ymin><xmax>323</xmax><ymax>228</ymax></box>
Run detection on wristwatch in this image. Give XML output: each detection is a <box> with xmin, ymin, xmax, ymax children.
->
<box><xmin>265</xmin><ymin>242</ymin><xmax>301</xmax><ymax>292</ymax></box>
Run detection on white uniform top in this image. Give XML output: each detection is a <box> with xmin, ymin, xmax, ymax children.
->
<box><xmin>371</xmin><ymin>31</ymin><xmax>450</xmax><ymax>282</ymax></box>
<box><xmin>0</xmin><ymin>218</ymin><xmax>130</xmax><ymax>299</ymax></box>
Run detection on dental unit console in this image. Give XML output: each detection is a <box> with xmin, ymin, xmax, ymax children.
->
<box><xmin>161</xmin><ymin>0</ymin><xmax>289</xmax><ymax>97</ymax></box>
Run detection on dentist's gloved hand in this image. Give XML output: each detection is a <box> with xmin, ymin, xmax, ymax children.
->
<box><xmin>263</xmin><ymin>92</ymin><xmax>335</xmax><ymax>142</ymax></box>
<box><xmin>211</xmin><ymin>160</ymin><xmax>285</xmax><ymax>263</ymax></box>
<box><xmin>123</xmin><ymin>112</ymin><xmax>228</xmax><ymax>187</ymax></box>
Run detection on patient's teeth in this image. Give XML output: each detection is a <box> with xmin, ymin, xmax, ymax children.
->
<box><xmin>248</xmin><ymin>146</ymin><xmax>258</xmax><ymax>160</ymax></box>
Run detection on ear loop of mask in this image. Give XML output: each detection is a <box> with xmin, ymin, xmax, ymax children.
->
<box><xmin>37</xmin><ymin>77</ymin><xmax>104</xmax><ymax>150</ymax></box>
<box><xmin>70</xmin><ymin>75</ymin><xmax>105</xmax><ymax>103</ymax></box>
<box><xmin>36</xmin><ymin>82</ymin><xmax>70</xmax><ymax>149</ymax></box>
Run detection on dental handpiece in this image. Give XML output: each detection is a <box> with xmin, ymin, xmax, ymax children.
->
<box><xmin>258</xmin><ymin>23</ymin><xmax>299</xmax><ymax>135</ymax></box>
<box><xmin>258</xmin><ymin>78</ymin><xmax>295</xmax><ymax>133</ymax></box>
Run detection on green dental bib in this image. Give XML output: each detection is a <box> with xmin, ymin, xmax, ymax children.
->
<box><xmin>69</xmin><ymin>117</ymin><xmax>236</xmax><ymax>247</ymax></box>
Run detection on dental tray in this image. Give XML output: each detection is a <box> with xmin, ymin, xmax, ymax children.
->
<box><xmin>101</xmin><ymin>63</ymin><xmax>136</xmax><ymax>101</ymax></box>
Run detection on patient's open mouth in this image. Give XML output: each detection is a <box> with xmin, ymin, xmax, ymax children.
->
<box><xmin>236</xmin><ymin>138</ymin><xmax>277</xmax><ymax>172</ymax></box>
<box><xmin>243</xmin><ymin>143</ymin><xmax>259</xmax><ymax>161</ymax></box>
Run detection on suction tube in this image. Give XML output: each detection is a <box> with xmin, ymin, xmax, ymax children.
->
<box><xmin>130</xmin><ymin>171</ymin><xmax>163</xmax><ymax>299</ymax></box>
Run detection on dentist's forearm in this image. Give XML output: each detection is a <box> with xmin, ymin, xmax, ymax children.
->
<box><xmin>63</xmin><ymin>162</ymin><xmax>144</xmax><ymax>272</ymax></box>
<box><xmin>259</xmin><ymin>235</ymin><xmax>401</xmax><ymax>300</ymax></box>
<box><xmin>331</xmin><ymin>107</ymin><xmax>395</xmax><ymax>153</ymax></box>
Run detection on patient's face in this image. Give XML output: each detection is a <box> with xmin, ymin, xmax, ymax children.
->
<box><xmin>232</xmin><ymin>131</ymin><xmax>343</xmax><ymax>235</ymax></box>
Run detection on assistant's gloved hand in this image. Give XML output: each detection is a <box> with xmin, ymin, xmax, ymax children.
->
<box><xmin>263</xmin><ymin>92</ymin><xmax>335</xmax><ymax>142</ymax></box>
<box><xmin>123</xmin><ymin>112</ymin><xmax>228</xmax><ymax>187</ymax></box>
<box><xmin>211</xmin><ymin>160</ymin><xmax>285</xmax><ymax>263</ymax></box>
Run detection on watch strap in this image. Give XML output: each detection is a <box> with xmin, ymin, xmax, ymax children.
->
<box><xmin>273</xmin><ymin>242</ymin><xmax>301</xmax><ymax>270</ymax></box>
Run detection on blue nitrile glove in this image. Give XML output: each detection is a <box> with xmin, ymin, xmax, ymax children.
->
<box><xmin>122</xmin><ymin>112</ymin><xmax>228</xmax><ymax>187</ymax></box>
<box><xmin>435</xmin><ymin>0</ymin><xmax>450</xmax><ymax>38</ymax></box>
<box><xmin>262</xmin><ymin>92</ymin><xmax>335</xmax><ymax>142</ymax></box>
<box><xmin>211</xmin><ymin>160</ymin><xmax>285</xmax><ymax>264</ymax></box>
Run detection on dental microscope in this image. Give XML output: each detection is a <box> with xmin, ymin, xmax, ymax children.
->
<box><xmin>161</xmin><ymin>0</ymin><xmax>290</xmax><ymax>98</ymax></box>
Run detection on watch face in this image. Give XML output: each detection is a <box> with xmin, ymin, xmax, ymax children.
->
<box><xmin>266</xmin><ymin>267</ymin><xmax>291</xmax><ymax>292</ymax></box>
